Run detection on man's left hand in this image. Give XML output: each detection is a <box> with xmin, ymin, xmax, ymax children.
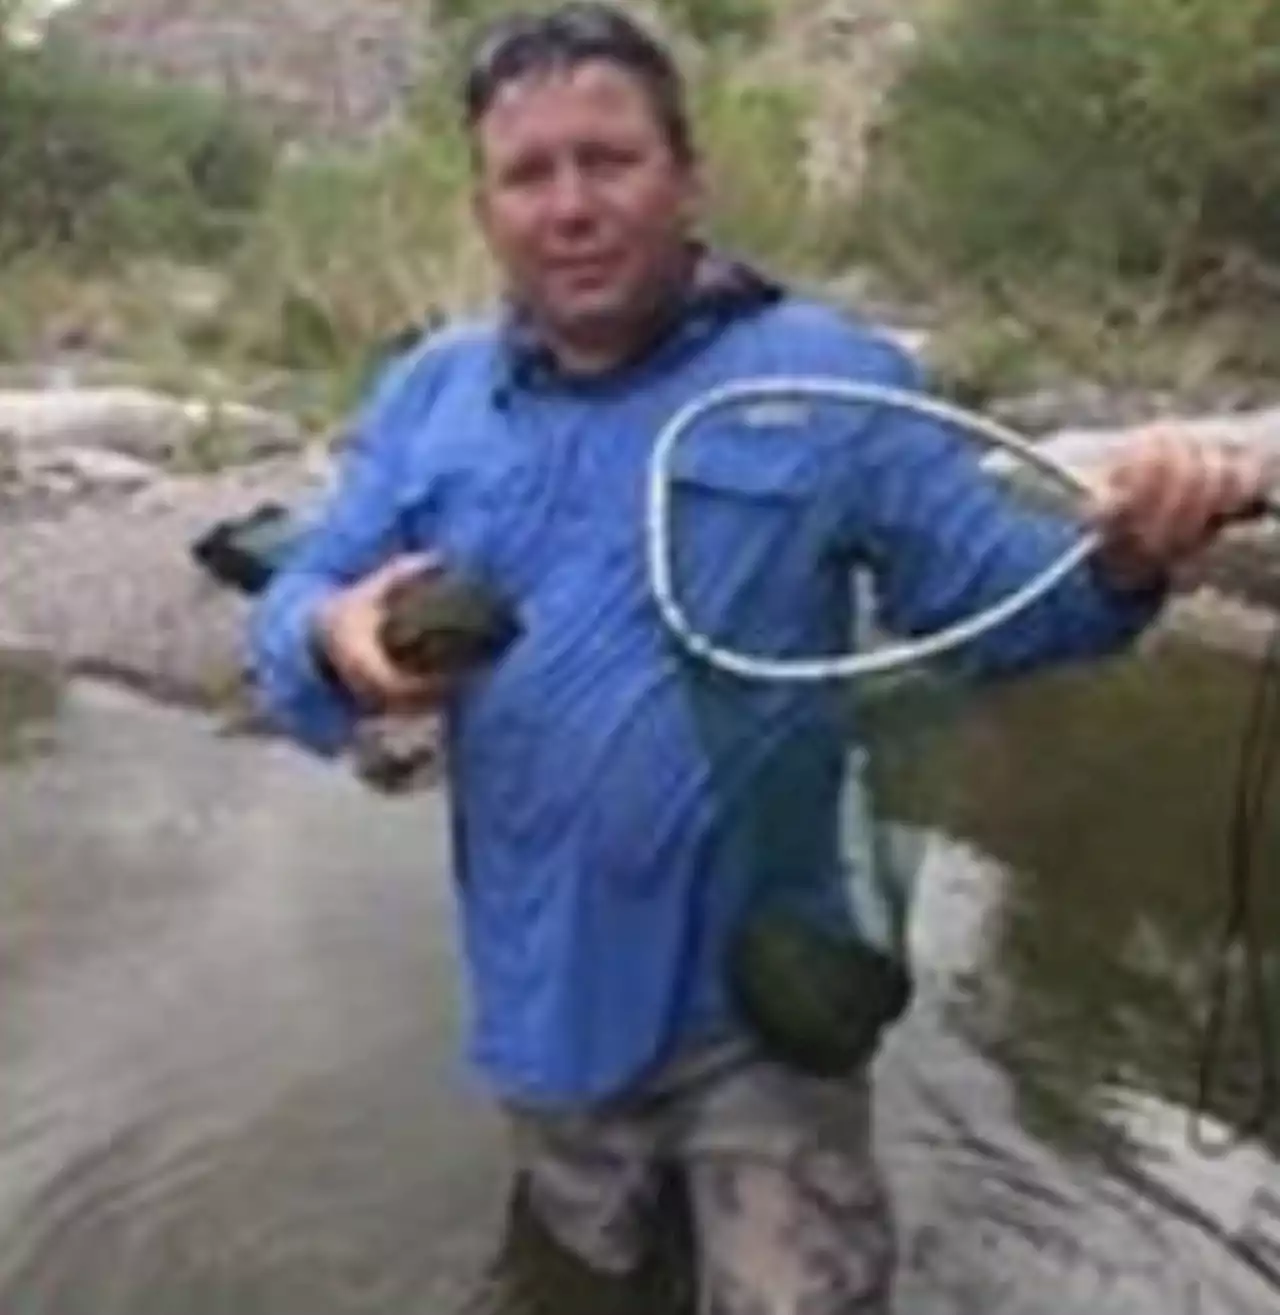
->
<box><xmin>1088</xmin><ymin>428</ymin><xmax>1269</xmax><ymax>591</ymax></box>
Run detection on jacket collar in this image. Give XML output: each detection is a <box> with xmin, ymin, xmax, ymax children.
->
<box><xmin>493</xmin><ymin>244</ymin><xmax>783</xmax><ymax>400</ymax></box>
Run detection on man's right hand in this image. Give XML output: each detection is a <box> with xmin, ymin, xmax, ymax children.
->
<box><xmin>313</xmin><ymin>554</ymin><xmax>457</xmax><ymax>713</ymax></box>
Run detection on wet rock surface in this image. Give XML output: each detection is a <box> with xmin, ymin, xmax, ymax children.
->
<box><xmin>0</xmin><ymin>386</ymin><xmax>304</xmax><ymax>467</ymax></box>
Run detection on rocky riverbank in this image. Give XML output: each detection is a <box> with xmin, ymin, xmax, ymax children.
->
<box><xmin>4</xmin><ymin>378</ymin><xmax>1280</xmax><ymax>728</ymax></box>
<box><xmin>0</xmin><ymin>381</ymin><xmax>457</xmax><ymax>788</ymax></box>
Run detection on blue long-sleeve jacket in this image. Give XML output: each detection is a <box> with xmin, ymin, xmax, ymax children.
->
<box><xmin>247</xmin><ymin>275</ymin><xmax>1165</xmax><ymax>1107</ymax></box>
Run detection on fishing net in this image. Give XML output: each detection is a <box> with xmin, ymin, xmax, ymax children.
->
<box><xmin>649</xmin><ymin>378</ymin><xmax>1089</xmax><ymax>1079</ymax></box>
<box><xmin>646</xmin><ymin>376</ymin><xmax>1280</xmax><ymax>1146</ymax></box>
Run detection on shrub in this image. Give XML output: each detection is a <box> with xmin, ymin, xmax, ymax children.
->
<box><xmin>430</xmin><ymin>0</ymin><xmax>772</xmax><ymax>48</ymax></box>
<box><xmin>692</xmin><ymin>66</ymin><xmax>832</xmax><ymax>273</ymax></box>
<box><xmin>858</xmin><ymin>0</ymin><xmax>1280</xmax><ymax>323</ymax></box>
<box><xmin>658</xmin><ymin>0</ymin><xmax>771</xmax><ymax>47</ymax></box>
<box><xmin>0</xmin><ymin>28</ymin><xmax>274</xmax><ymax>265</ymax></box>
<box><xmin>219</xmin><ymin>105</ymin><xmax>480</xmax><ymax>391</ymax></box>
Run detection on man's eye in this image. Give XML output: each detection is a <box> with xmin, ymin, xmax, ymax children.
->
<box><xmin>498</xmin><ymin>157</ymin><xmax>552</xmax><ymax>188</ymax></box>
<box><xmin>579</xmin><ymin>144</ymin><xmax>639</xmax><ymax>173</ymax></box>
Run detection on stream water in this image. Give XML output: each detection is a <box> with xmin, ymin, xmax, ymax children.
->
<box><xmin>2</xmin><ymin>635</ymin><xmax>1279</xmax><ymax>1314</ymax></box>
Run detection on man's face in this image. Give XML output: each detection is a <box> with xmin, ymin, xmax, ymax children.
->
<box><xmin>472</xmin><ymin>59</ymin><xmax>701</xmax><ymax>352</ymax></box>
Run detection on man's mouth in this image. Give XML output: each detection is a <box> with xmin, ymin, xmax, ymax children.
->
<box><xmin>547</xmin><ymin>253</ymin><xmax>621</xmax><ymax>287</ymax></box>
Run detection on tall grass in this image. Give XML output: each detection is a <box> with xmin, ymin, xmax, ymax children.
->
<box><xmin>214</xmin><ymin>28</ymin><xmax>835</xmax><ymax>403</ymax></box>
<box><xmin>17</xmin><ymin>0</ymin><xmax>1280</xmax><ymax>414</ymax></box>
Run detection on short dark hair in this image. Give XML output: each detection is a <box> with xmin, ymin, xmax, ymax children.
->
<box><xmin>462</xmin><ymin>3</ymin><xmax>694</xmax><ymax>163</ymax></box>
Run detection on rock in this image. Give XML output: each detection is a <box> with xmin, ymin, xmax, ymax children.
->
<box><xmin>1153</xmin><ymin>588</ymin><xmax>1280</xmax><ymax>666</ymax></box>
<box><xmin>150</xmin><ymin>262</ymin><xmax>231</xmax><ymax>331</ymax></box>
<box><xmin>50</xmin><ymin>0</ymin><xmax>434</xmax><ymax>142</ymax></box>
<box><xmin>0</xmin><ymin>437</ymin><xmax>447</xmax><ymax>788</ymax></box>
<box><xmin>981</xmin><ymin>404</ymin><xmax>1280</xmax><ymax>487</ymax></box>
<box><xmin>1</xmin><ymin>442</ymin><xmax>162</xmax><ymax>514</ymax></box>
<box><xmin>988</xmin><ymin>379</ymin><xmax>1280</xmax><ymax>437</ymax></box>
<box><xmin>0</xmin><ymin>386</ymin><xmax>304</xmax><ymax>466</ymax></box>
<box><xmin>981</xmin><ymin>403</ymin><xmax>1280</xmax><ymax>617</ymax></box>
<box><xmin>1185</xmin><ymin>523</ymin><xmax>1280</xmax><ymax>613</ymax></box>
<box><xmin>0</xmin><ymin>359</ymin><xmax>154</xmax><ymax>391</ymax></box>
<box><xmin>989</xmin><ymin>384</ymin><xmax>1183</xmax><ymax>437</ymax></box>
<box><xmin>0</xmin><ymin>447</ymin><xmax>334</xmax><ymax>707</ymax></box>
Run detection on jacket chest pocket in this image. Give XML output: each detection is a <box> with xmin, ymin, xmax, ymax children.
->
<box><xmin>657</xmin><ymin>424</ymin><xmax>842</xmax><ymax>654</ymax></box>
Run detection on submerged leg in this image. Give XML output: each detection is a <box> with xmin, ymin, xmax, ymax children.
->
<box><xmin>682</xmin><ymin>1059</ymin><xmax>896</xmax><ymax>1315</ymax></box>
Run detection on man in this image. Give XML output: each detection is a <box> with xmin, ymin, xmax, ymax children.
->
<box><xmin>247</xmin><ymin>5</ymin><xmax>1265</xmax><ymax>1312</ymax></box>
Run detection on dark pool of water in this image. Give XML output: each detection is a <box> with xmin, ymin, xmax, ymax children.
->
<box><xmin>2</xmin><ymin>638</ymin><xmax>1279</xmax><ymax>1314</ymax></box>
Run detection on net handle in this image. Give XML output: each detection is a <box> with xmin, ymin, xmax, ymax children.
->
<box><xmin>646</xmin><ymin>377</ymin><xmax>1101</xmax><ymax>682</ymax></box>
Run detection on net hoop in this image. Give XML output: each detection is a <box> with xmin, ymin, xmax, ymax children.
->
<box><xmin>647</xmin><ymin>377</ymin><xmax>1101</xmax><ymax>682</ymax></box>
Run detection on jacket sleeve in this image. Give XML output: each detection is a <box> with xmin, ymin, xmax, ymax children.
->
<box><xmin>245</xmin><ymin>348</ymin><xmax>440</xmax><ymax>756</ymax></box>
<box><xmin>833</xmin><ymin>341</ymin><xmax>1167</xmax><ymax>682</ymax></box>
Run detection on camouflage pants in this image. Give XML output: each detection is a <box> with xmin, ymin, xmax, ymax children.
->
<box><xmin>500</xmin><ymin>1037</ymin><xmax>896</xmax><ymax>1315</ymax></box>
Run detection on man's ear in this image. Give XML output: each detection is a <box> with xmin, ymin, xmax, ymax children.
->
<box><xmin>680</xmin><ymin>153</ymin><xmax>708</xmax><ymax>234</ymax></box>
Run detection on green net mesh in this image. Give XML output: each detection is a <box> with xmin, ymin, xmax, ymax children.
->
<box><xmin>652</xmin><ymin>389</ymin><xmax>1048</xmax><ymax>1078</ymax></box>
<box><xmin>673</xmin><ymin>589</ymin><xmax>978</xmax><ymax>1076</ymax></box>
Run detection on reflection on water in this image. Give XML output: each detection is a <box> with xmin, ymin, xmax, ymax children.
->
<box><xmin>876</xmin><ymin>635</ymin><xmax>1280</xmax><ymax>1312</ymax></box>
<box><xmin>0</xmin><ymin>677</ymin><xmax>508</xmax><ymax>1315</ymax></box>
<box><xmin>2</xmin><ymin>636</ymin><xmax>1280</xmax><ymax>1313</ymax></box>
<box><xmin>912</xmin><ymin>639</ymin><xmax>1280</xmax><ymax>1159</ymax></box>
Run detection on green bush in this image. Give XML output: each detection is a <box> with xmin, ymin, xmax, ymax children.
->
<box><xmin>431</xmin><ymin>0</ymin><xmax>771</xmax><ymax>47</ymax></box>
<box><xmin>692</xmin><ymin>67</ymin><xmax>832</xmax><ymax>273</ymax></box>
<box><xmin>219</xmin><ymin>109</ymin><xmax>477</xmax><ymax>393</ymax></box>
<box><xmin>859</xmin><ymin>0</ymin><xmax>1280</xmax><ymax>321</ymax></box>
<box><xmin>0</xmin><ymin>31</ymin><xmax>275</xmax><ymax>265</ymax></box>
<box><xmin>659</xmin><ymin>0</ymin><xmax>772</xmax><ymax>46</ymax></box>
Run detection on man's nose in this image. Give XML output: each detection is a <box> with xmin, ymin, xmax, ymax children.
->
<box><xmin>544</xmin><ymin>162</ymin><xmax>598</xmax><ymax>228</ymax></box>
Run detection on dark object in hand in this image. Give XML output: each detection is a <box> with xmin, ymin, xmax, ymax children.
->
<box><xmin>378</xmin><ymin>568</ymin><xmax>520</xmax><ymax>675</ymax></box>
<box><xmin>190</xmin><ymin>502</ymin><xmax>303</xmax><ymax>596</ymax></box>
